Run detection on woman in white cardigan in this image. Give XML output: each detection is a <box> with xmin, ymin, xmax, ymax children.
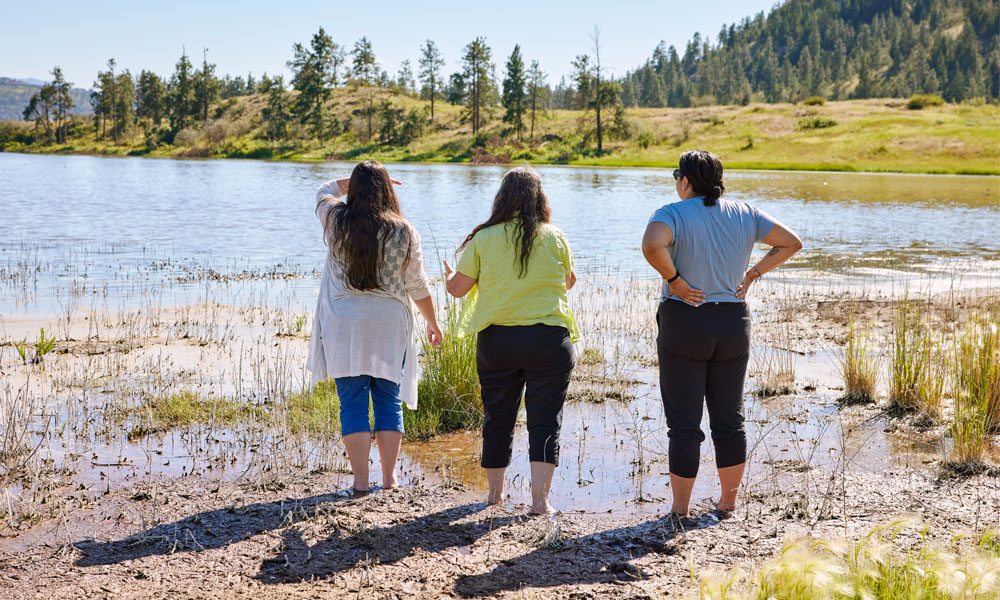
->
<box><xmin>306</xmin><ymin>160</ymin><xmax>442</xmax><ymax>494</ymax></box>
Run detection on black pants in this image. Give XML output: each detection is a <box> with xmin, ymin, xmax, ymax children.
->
<box><xmin>656</xmin><ymin>300</ymin><xmax>751</xmax><ymax>479</ymax></box>
<box><xmin>477</xmin><ymin>324</ymin><xmax>575</xmax><ymax>468</ymax></box>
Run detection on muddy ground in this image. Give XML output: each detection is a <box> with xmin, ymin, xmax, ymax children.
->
<box><xmin>1</xmin><ymin>463</ymin><xmax>997</xmax><ymax>599</ymax></box>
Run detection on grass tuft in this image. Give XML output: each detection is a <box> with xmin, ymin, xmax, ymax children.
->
<box><xmin>407</xmin><ymin>296</ymin><xmax>483</xmax><ymax>440</ymax></box>
<box><xmin>839</xmin><ymin>314</ymin><xmax>880</xmax><ymax>405</ymax></box>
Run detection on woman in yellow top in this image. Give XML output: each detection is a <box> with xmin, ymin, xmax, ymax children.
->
<box><xmin>444</xmin><ymin>166</ymin><xmax>579</xmax><ymax>515</ymax></box>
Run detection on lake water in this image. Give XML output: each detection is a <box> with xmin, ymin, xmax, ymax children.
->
<box><xmin>2</xmin><ymin>152</ymin><xmax>998</xmax><ymax>516</ymax></box>
<box><xmin>2</xmin><ymin>153</ymin><xmax>998</xmax><ymax>315</ymax></box>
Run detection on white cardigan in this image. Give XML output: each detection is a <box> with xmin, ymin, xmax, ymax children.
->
<box><xmin>305</xmin><ymin>181</ymin><xmax>430</xmax><ymax>409</ymax></box>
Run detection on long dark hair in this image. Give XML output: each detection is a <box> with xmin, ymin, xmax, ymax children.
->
<box><xmin>679</xmin><ymin>149</ymin><xmax>726</xmax><ymax>207</ymax></box>
<box><xmin>458</xmin><ymin>166</ymin><xmax>551</xmax><ymax>278</ymax></box>
<box><xmin>326</xmin><ymin>160</ymin><xmax>409</xmax><ymax>290</ymax></box>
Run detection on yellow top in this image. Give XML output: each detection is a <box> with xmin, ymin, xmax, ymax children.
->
<box><xmin>455</xmin><ymin>221</ymin><xmax>579</xmax><ymax>342</ymax></box>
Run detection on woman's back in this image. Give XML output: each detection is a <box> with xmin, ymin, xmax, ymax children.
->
<box><xmin>649</xmin><ymin>197</ymin><xmax>775</xmax><ymax>303</ymax></box>
<box><xmin>455</xmin><ymin>221</ymin><xmax>578</xmax><ymax>339</ymax></box>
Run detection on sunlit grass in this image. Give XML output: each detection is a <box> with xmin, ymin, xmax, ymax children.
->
<box><xmin>695</xmin><ymin>520</ymin><xmax>1000</xmax><ymax>599</ymax></box>
<box><xmin>407</xmin><ymin>295</ymin><xmax>483</xmax><ymax>440</ymax></box>
<box><xmin>839</xmin><ymin>313</ymin><xmax>880</xmax><ymax>405</ymax></box>
<box><xmin>947</xmin><ymin>307</ymin><xmax>1000</xmax><ymax>471</ymax></box>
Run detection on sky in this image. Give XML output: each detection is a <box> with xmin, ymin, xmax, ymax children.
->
<box><xmin>2</xmin><ymin>0</ymin><xmax>781</xmax><ymax>90</ymax></box>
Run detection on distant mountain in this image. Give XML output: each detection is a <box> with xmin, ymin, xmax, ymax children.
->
<box><xmin>616</xmin><ymin>0</ymin><xmax>999</xmax><ymax>107</ymax></box>
<box><xmin>13</xmin><ymin>77</ymin><xmax>48</xmax><ymax>87</ymax></box>
<box><xmin>0</xmin><ymin>77</ymin><xmax>93</xmax><ymax>121</ymax></box>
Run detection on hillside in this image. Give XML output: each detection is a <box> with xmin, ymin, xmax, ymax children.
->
<box><xmin>0</xmin><ymin>77</ymin><xmax>92</xmax><ymax>121</ymax></box>
<box><xmin>2</xmin><ymin>87</ymin><xmax>997</xmax><ymax>174</ymax></box>
<box><xmin>617</xmin><ymin>0</ymin><xmax>1000</xmax><ymax>107</ymax></box>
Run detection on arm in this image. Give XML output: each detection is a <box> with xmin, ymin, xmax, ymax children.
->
<box><xmin>402</xmin><ymin>228</ymin><xmax>442</xmax><ymax>346</ymax></box>
<box><xmin>641</xmin><ymin>221</ymin><xmax>705</xmax><ymax>306</ymax></box>
<box><xmin>413</xmin><ymin>295</ymin><xmax>442</xmax><ymax>346</ymax></box>
<box><xmin>566</xmin><ymin>270</ymin><xmax>577</xmax><ymax>291</ymax></box>
<box><xmin>443</xmin><ymin>260</ymin><xmax>476</xmax><ymax>298</ymax></box>
<box><xmin>315</xmin><ymin>178</ymin><xmax>351</xmax><ymax>223</ymax></box>
<box><xmin>735</xmin><ymin>221</ymin><xmax>803</xmax><ymax>299</ymax></box>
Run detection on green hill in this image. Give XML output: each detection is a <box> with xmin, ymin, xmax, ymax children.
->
<box><xmin>2</xmin><ymin>87</ymin><xmax>997</xmax><ymax>175</ymax></box>
<box><xmin>0</xmin><ymin>77</ymin><xmax>92</xmax><ymax>121</ymax></box>
<box><xmin>617</xmin><ymin>0</ymin><xmax>999</xmax><ymax>107</ymax></box>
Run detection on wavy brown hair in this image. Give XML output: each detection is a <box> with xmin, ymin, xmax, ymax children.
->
<box><xmin>458</xmin><ymin>166</ymin><xmax>551</xmax><ymax>278</ymax></box>
<box><xmin>326</xmin><ymin>160</ymin><xmax>409</xmax><ymax>290</ymax></box>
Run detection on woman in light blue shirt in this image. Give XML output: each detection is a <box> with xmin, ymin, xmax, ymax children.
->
<box><xmin>641</xmin><ymin>150</ymin><xmax>802</xmax><ymax>517</ymax></box>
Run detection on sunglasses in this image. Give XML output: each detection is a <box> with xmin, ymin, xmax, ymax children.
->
<box><xmin>672</xmin><ymin>168</ymin><xmax>683</xmax><ymax>180</ymax></box>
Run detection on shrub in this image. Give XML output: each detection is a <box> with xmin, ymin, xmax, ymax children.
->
<box><xmin>907</xmin><ymin>94</ymin><xmax>944</xmax><ymax>110</ymax></box>
<box><xmin>797</xmin><ymin>116</ymin><xmax>837</xmax><ymax>130</ymax></box>
<box><xmin>802</xmin><ymin>96</ymin><xmax>826</xmax><ymax>106</ymax></box>
<box><xmin>637</xmin><ymin>130</ymin><xmax>655</xmax><ymax>149</ymax></box>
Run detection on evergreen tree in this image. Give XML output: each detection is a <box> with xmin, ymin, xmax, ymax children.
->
<box><xmin>136</xmin><ymin>70</ymin><xmax>167</xmax><ymax>132</ymax></box>
<box><xmin>461</xmin><ymin>37</ymin><xmax>493</xmax><ymax>135</ymax></box>
<box><xmin>526</xmin><ymin>60</ymin><xmax>548</xmax><ymax>139</ymax></box>
<box><xmin>260</xmin><ymin>75</ymin><xmax>292</xmax><ymax>141</ymax></box>
<box><xmin>501</xmin><ymin>45</ymin><xmax>527</xmax><ymax>140</ymax></box>
<box><xmin>50</xmin><ymin>67</ymin><xmax>74</xmax><ymax>143</ymax></box>
<box><xmin>288</xmin><ymin>28</ymin><xmax>338</xmax><ymax>136</ymax></box>
<box><xmin>169</xmin><ymin>51</ymin><xmax>195</xmax><ymax>134</ymax></box>
<box><xmin>352</xmin><ymin>37</ymin><xmax>379</xmax><ymax>140</ymax></box>
<box><xmin>194</xmin><ymin>48</ymin><xmax>220</xmax><ymax>122</ymax></box>
<box><xmin>418</xmin><ymin>40</ymin><xmax>445</xmax><ymax>122</ymax></box>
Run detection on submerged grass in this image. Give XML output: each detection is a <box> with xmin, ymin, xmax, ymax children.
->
<box><xmin>696</xmin><ymin>520</ymin><xmax>1000</xmax><ymax>599</ymax></box>
<box><xmin>129</xmin><ymin>391</ymin><xmax>261</xmax><ymax>438</ymax></box>
<box><xmin>408</xmin><ymin>295</ymin><xmax>483</xmax><ymax>440</ymax></box>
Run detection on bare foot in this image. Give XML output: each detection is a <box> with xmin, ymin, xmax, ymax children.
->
<box><xmin>529</xmin><ymin>501</ymin><xmax>556</xmax><ymax>515</ymax></box>
<box><xmin>714</xmin><ymin>500</ymin><xmax>737</xmax><ymax>512</ymax></box>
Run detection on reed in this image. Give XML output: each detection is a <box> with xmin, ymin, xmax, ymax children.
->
<box><xmin>839</xmin><ymin>314</ymin><xmax>880</xmax><ymax>405</ymax></box>
<box><xmin>888</xmin><ymin>299</ymin><xmax>941</xmax><ymax>418</ymax></box>
<box><xmin>408</xmin><ymin>295</ymin><xmax>483</xmax><ymax>439</ymax></box>
<box><xmin>947</xmin><ymin>308</ymin><xmax>1000</xmax><ymax>470</ymax></box>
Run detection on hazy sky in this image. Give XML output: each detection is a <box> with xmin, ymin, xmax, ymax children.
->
<box><xmin>2</xmin><ymin>0</ymin><xmax>780</xmax><ymax>89</ymax></box>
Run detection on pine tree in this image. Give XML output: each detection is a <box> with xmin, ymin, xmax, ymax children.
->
<box><xmin>461</xmin><ymin>37</ymin><xmax>493</xmax><ymax>135</ymax></box>
<box><xmin>526</xmin><ymin>60</ymin><xmax>548</xmax><ymax>139</ymax></box>
<box><xmin>501</xmin><ymin>45</ymin><xmax>527</xmax><ymax>140</ymax></box>
<box><xmin>418</xmin><ymin>40</ymin><xmax>445</xmax><ymax>123</ymax></box>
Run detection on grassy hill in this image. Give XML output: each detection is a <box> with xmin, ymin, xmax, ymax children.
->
<box><xmin>2</xmin><ymin>87</ymin><xmax>997</xmax><ymax>174</ymax></box>
<box><xmin>0</xmin><ymin>77</ymin><xmax>92</xmax><ymax>121</ymax></box>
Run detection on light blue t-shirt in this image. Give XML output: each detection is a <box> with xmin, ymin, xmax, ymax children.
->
<box><xmin>648</xmin><ymin>196</ymin><xmax>777</xmax><ymax>303</ymax></box>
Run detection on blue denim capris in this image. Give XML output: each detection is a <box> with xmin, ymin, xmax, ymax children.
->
<box><xmin>335</xmin><ymin>375</ymin><xmax>405</xmax><ymax>436</ymax></box>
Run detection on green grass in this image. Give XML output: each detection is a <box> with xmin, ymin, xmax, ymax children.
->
<box><xmin>888</xmin><ymin>300</ymin><xmax>942</xmax><ymax>420</ymax></box>
<box><xmin>407</xmin><ymin>295</ymin><xmax>483</xmax><ymax>440</ymax></box>
<box><xmin>3</xmin><ymin>91</ymin><xmax>998</xmax><ymax>175</ymax></box>
<box><xmin>128</xmin><ymin>390</ymin><xmax>260</xmax><ymax>438</ymax></box>
<box><xmin>282</xmin><ymin>379</ymin><xmax>340</xmax><ymax>436</ymax></box>
<box><xmin>696</xmin><ymin>520</ymin><xmax>1000</xmax><ymax>599</ymax></box>
<box><xmin>839</xmin><ymin>314</ymin><xmax>880</xmax><ymax>405</ymax></box>
<box><xmin>947</xmin><ymin>307</ymin><xmax>1000</xmax><ymax>471</ymax></box>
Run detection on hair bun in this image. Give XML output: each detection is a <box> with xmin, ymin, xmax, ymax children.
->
<box><xmin>711</xmin><ymin>184</ymin><xmax>723</xmax><ymax>198</ymax></box>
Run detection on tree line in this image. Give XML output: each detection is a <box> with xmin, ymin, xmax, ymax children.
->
<box><xmin>18</xmin><ymin>0</ymin><xmax>997</xmax><ymax>149</ymax></box>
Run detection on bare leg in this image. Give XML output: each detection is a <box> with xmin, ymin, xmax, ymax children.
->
<box><xmin>343</xmin><ymin>432</ymin><xmax>372</xmax><ymax>492</ymax></box>
<box><xmin>669</xmin><ymin>473</ymin><xmax>696</xmax><ymax>516</ymax></box>
<box><xmin>529</xmin><ymin>461</ymin><xmax>556</xmax><ymax>515</ymax></box>
<box><xmin>716</xmin><ymin>462</ymin><xmax>745</xmax><ymax>509</ymax></box>
<box><xmin>374</xmin><ymin>431</ymin><xmax>403</xmax><ymax>489</ymax></box>
<box><xmin>485</xmin><ymin>467</ymin><xmax>506</xmax><ymax>505</ymax></box>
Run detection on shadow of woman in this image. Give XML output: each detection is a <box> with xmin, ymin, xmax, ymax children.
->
<box><xmin>73</xmin><ymin>490</ymin><xmax>356</xmax><ymax>567</ymax></box>
<box><xmin>453</xmin><ymin>512</ymin><xmax>722</xmax><ymax>598</ymax></box>
<box><xmin>256</xmin><ymin>502</ymin><xmax>520</xmax><ymax>584</ymax></box>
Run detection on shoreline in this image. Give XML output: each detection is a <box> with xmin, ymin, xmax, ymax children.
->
<box><xmin>4</xmin><ymin>147</ymin><xmax>999</xmax><ymax>176</ymax></box>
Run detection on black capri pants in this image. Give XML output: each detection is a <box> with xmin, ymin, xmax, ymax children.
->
<box><xmin>656</xmin><ymin>299</ymin><xmax>751</xmax><ymax>479</ymax></box>
<box><xmin>477</xmin><ymin>324</ymin><xmax>575</xmax><ymax>468</ymax></box>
